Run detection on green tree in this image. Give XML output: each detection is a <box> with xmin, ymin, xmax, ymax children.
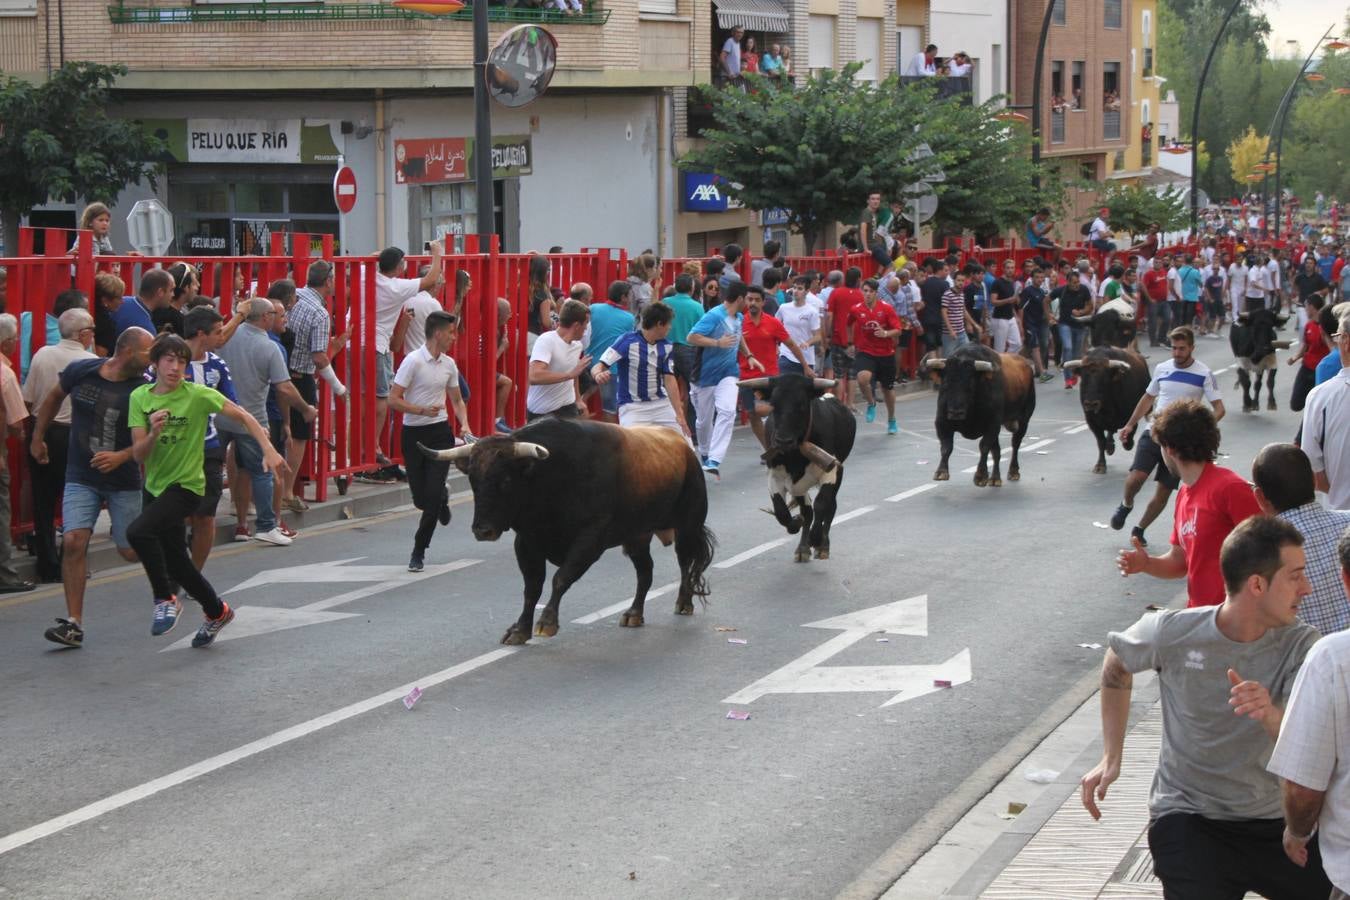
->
<box><xmin>681</xmin><ymin>67</ymin><xmax>1058</xmax><ymax>251</ymax></box>
<box><xmin>1101</xmin><ymin>183</ymin><xmax>1189</xmax><ymax>240</ymax></box>
<box><xmin>1281</xmin><ymin>47</ymin><xmax>1350</xmax><ymax>203</ymax></box>
<box><xmin>1226</xmin><ymin>125</ymin><xmax>1269</xmax><ymax>187</ymax></box>
<box><xmin>0</xmin><ymin>62</ymin><xmax>164</xmax><ymax>250</ymax></box>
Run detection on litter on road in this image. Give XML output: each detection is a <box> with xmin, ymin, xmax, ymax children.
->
<box><xmin>933</xmin><ymin>679</ymin><xmax>953</xmax><ymax>688</ymax></box>
<box><xmin>1077</xmin><ymin>642</ymin><xmax>1103</xmax><ymax>650</ymax></box>
<box><xmin>1024</xmin><ymin>769</ymin><xmax>1059</xmax><ymax>784</ymax></box>
<box><xmin>1091</xmin><ymin>521</ymin><xmax>1111</xmax><ymax>529</ymax></box>
<box><xmin>714</xmin><ymin>626</ymin><xmax>737</xmax><ymax>632</ymax></box>
<box><xmin>402</xmin><ymin>686</ymin><xmax>423</xmax><ymax>710</ymax></box>
<box><xmin>725</xmin><ymin>710</ymin><xmax>752</xmax><ymax>721</ymax></box>
<box><xmin>728</xmin><ymin>638</ymin><xmax>748</xmax><ymax>645</ymax></box>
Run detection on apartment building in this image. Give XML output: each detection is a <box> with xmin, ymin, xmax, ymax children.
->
<box><xmin>0</xmin><ymin>0</ymin><xmax>709</xmax><ymax>255</ymax></box>
<box><xmin>1113</xmin><ymin>0</ymin><xmax>1162</xmax><ymax>181</ymax></box>
<box><xmin>1010</xmin><ymin>0</ymin><xmax>1131</xmax><ymax>222</ymax></box>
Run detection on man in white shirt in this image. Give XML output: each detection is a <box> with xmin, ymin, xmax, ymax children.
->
<box><xmin>1247</xmin><ymin>254</ymin><xmax>1272</xmax><ymax>314</ymax></box>
<box><xmin>1269</xmin><ymin>531</ymin><xmax>1350</xmax><ymax>895</ymax></box>
<box><xmin>527</xmin><ymin>298</ymin><xmax>591</xmax><ymax>420</ymax></box>
<box><xmin>1267</xmin><ymin>249</ymin><xmax>1284</xmax><ymax>312</ymax></box>
<box><xmin>1228</xmin><ymin>252</ymin><xmax>1248</xmax><ymax>321</ymax></box>
<box><xmin>388</xmin><ymin>310</ymin><xmax>473</xmax><ymax>572</ymax></box>
<box><xmin>1088</xmin><ymin>208</ymin><xmax>1117</xmax><ymax>254</ymax></box>
<box><xmin>22</xmin><ymin>307</ymin><xmax>96</xmax><ymax>582</ymax></box>
<box><xmin>1301</xmin><ymin>311</ymin><xmax>1350</xmax><ymax>511</ymax></box>
<box><xmin>777</xmin><ymin>276</ymin><xmax>823</xmax><ymax>375</ymax></box>
<box><xmin>904</xmin><ymin>44</ymin><xmax>938</xmax><ymax>77</ymax></box>
<box><xmin>402</xmin><ymin>265</ymin><xmax>448</xmax><ymax>354</ymax></box>
<box><xmin>374</xmin><ymin>240</ymin><xmax>444</xmax><ymax>475</ymax></box>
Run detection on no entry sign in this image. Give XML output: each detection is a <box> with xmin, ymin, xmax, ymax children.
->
<box><xmin>333</xmin><ymin>166</ymin><xmax>357</xmax><ymax>214</ymax></box>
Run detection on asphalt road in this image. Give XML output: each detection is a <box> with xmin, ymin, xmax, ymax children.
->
<box><xmin>0</xmin><ymin>339</ymin><xmax>1307</xmax><ymax>900</ymax></box>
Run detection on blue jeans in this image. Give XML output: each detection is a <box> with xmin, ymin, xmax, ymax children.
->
<box><xmin>1058</xmin><ymin>325</ymin><xmax>1086</xmax><ymax>380</ymax></box>
<box><xmin>941</xmin><ymin>333</ymin><xmax>969</xmax><ymax>357</ymax></box>
<box><xmin>226</xmin><ymin>432</ymin><xmax>276</xmax><ymax>533</ymax></box>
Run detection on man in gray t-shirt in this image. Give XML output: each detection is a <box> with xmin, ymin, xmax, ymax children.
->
<box><xmin>216</xmin><ymin>298</ymin><xmax>314</xmax><ymax>544</ymax></box>
<box><xmin>1081</xmin><ymin>515</ymin><xmax>1332</xmax><ymax>898</ymax></box>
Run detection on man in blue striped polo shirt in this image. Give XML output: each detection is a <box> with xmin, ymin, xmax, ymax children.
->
<box><xmin>590</xmin><ymin>301</ymin><xmax>691</xmax><ymax>439</ymax></box>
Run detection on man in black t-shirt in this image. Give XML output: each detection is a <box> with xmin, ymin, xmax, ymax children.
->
<box><xmin>1054</xmin><ymin>279</ymin><xmax>1094</xmax><ymax>388</ymax></box>
<box><xmin>918</xmin><ymin>259</ymin><xmax>950</xmax><ymax>355</ymax></box>
<box><xmin>1293</xmin><ymin>256</ymin><xmax>1330</xmax><ymax>306</ymax></box>
<box><xmin>1021</xmin><ymin>268</ymin><xmax>1053</xmax><ymax>381</ymax></box>
<box><xmin>29</xmin><ymin>327</ymin><xmax>154</xmax><ymax>648</ymax></box>
<box><xmin>989</xmin><ymin>258</ymin><xmax>1021</xmax><ymax>353</ymax></box>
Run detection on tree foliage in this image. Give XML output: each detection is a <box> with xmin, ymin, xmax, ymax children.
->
<box><xmin>680</xmin><ymin>65</ymin><xmax>1059</xmax><ymax>251</ymax></box>
<box><xmin>0</xmin><ymin>62</ymin><xmax>164</xmax><ymax>243</ymax></box>
<box><xmin>1101</xmin><ymin>183</ymin><xmax>1189</xmax><ymax>239</ymax></box>
<box><xmin>1281</xmin><ymin>47</ymin><xmax>1350</xmax><ymax>203</ymax></box>
<box><xmin>1226</xmin><ymin>126</ymin><xmax>1269</xmax><ymax>187</ymax></box>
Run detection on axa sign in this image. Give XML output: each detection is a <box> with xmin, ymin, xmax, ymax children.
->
<box><xmin>682</xmin><ymin>171</ymin><xmax>732</xmax><ymax>212</ymax></box>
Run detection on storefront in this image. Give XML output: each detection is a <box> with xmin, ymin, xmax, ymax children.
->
<box><xmin>395</xmin><ymin>134</ymin><xmax>533</xmax><ymax>253</ymax></box>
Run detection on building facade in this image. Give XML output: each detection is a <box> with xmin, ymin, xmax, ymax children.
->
<box><xmin>1114</xmin><ymin>0</ymin><xmax>1161</xmax><ymax>182</ymax></box>
<box><xmin>0</xmin><ymin>0</ymin><xmax>710</xmax><ymax>257</ymax></box>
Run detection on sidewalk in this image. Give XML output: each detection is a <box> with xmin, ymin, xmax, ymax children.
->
<box><xmin>879</xmin><ymin>671</ymin><xmax>1169</xmax><ymax>899</ymax></box>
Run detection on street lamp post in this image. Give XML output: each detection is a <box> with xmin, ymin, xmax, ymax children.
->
<box><xmin>1269</xmin><ymin>24</ymin><xmax>1336</xmax><ymax>239</ymax></box>
<box><xmin>472</xmin><ymin>0</ymin><xmax>494</xmax><ymax>245</ymax></box>
<box><xmin>1189</xmin><ymin>0</ymin><xmax>1245</xmax><ymax>236</ymax></box>
<box><xmin>1028</xmin><ymin>0</ymin><xmax>1060</xmax><ymax>191</ymax></box>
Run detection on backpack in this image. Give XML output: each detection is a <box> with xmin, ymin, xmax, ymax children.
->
<box><xmin>1080</xmin><ymin>221</ymin><xmax>1093</xmax><ymax>237</ymax></box>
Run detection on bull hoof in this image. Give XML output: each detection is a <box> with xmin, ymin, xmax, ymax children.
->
<box><xmin>534</xmin><ymin>621</ymin><xmax>559</xmax><ymax>638</ymax></box>
<box><xmin>1092</xmin><ymin>463</ymin><xmax>1107</xmax><ymax>475</ymax></box>
<box><xmin>933</xmin><ymin>470</ymin><xmax>950</xmax><ymax>482</ymax></box>
<box><xmin>619</xmin><ymin>610</ymin><xmax>644</xmax><ymax>628</ymax></box>
<box><xmin>501</xmin><ymin>627</ymin><xmax>530</xmax><ymax>646</ymax></box>
<box><xmin>1008</xmin><ymin>470</ymin><xmax>1020</xmax><ymax>482</ymax></box>
<box><xmin>974</xmin><ymin>474</ymin><xmax>988</xmax><ymax>487</ymax></box>
<box><xmin>814</xmin><ymin>547</ymin><xmax>829</xmax><ymax>560</ymax></box>
<box><xmin>794</xmin><ymin>548</ymin><xmax>811</xmax><ymax>563</ymax></box>
<box><xmin>1267</xmin><ymin>399</ymin><xmax>1277</xmax><ymax>411</ymax></box>
<box><xmin>990</xmin><ymin>477</ymin><xmax>1003</xmax><ymax>488</ymax></box>
<box><xmin>674</xmin><ymin>599</ymin><xmax>695</xmax><ymax>616</ymax></box>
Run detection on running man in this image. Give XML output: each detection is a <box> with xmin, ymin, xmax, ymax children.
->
<box><xmin>389</xmin><ymin>311</ymin><xmax>475</xmax><ymax>573</ymax></box>
<box><xmin>128</xmin><ymin>333</ymin><xmax>286</xmax><ymax>648</ymax></box>
<box><xmin>849</xmin><ymin>278</ymin><xmax>903</xmax><ymax>434</ymax></box>
<box><xmin>1111</xmin><ymin>327</ymin><xmax>1226</xmax><ymax>546</ymax></box>
<box><xmin>687</xmin><ymin>281</ymin><xmax>763</xmax><ymax>476</ymax></box>
<box><xmin>181</xmin><ymin>306</ymin><xmax>237</xmax><ymax>571</ymax></box>
<box><xmin>590</xmin><ymin>301</ymin><xmax>691</xmax><ymax>437</ymax></box>
<box><xmin>31</xmin><ymin>328</ymin><xmax>153</xmax><ymax>648</ymax></box>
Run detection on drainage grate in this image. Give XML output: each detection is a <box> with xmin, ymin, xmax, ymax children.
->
<box><xmin>1112</xmin><ymin>845</ymin><xmax>1160</xmax><ymax>885</ymax></box>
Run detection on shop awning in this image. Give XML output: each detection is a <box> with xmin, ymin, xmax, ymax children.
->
<box><xmin>715</xmin><ymin>0</ymin><xmax>788</xmax><ymax>34</ymax></box>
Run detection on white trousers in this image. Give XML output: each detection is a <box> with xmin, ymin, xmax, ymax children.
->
<box><xmin>991</xmin><ymin>317</ymin><xmax>1022</xmax><ymax>353</ymax></box>
<box><xmin>619</xmin><ymin>398</ymin><xmax>683</xmax><ymax>436</ymax></box>
<box><xmin>691</xmin><ymin>376</ymin><xmax>739</xmax><ymax>463</ymax></box>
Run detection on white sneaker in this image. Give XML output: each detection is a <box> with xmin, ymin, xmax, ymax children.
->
<box><xmin>253</xmin><ymin>527</ymin><xmax>294</xmax><ymax>546</ymax></box>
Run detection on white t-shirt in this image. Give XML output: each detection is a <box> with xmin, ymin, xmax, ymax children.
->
<box><xmin>375</xmin><ymin>272</ymin><xmax>421</xmax><ymax>354</ymax></box>
<box><xmin>401</xmin><ymin>291</ymin><xmax>446</xmax><ymax>354</ymax></box>
<box><xmin>1268</xmin><ymin>632</ymin><xmax>1350</xmax><ymax>891</ymax></box>
<box><xmin>1266</xmin><ymin>259</ymin><xmax>1281</xmax><ymax>290</ymax></box>
<box><xmin>1247</xmin><ymin>265</ymin><xmax>1269</xmax><ymax>299</ymax></box>
<box><xmin>527</xmin><ymin>329</ymin><xmax>581</xmax><ymax>415</ymax></box>
<box><xmin>1227</xmin><ymin>262</ymin><xmax>1247</xmax><ymax>298</ymax></box>
<box><xmin>1201</xmin><ymin>245</ymin><xmax>1216</xmax><ymax>265</ymax></box>
<box><xmin>777</xmin><ymin>302</ymin><xmax>821</xmax><ymax>366</ymax></box>
<box><xmin>1301</xmin><ymin>370</ymin><xmax>1350</xmax><ymax>511</ymax></box>
<box><xmin>806</xmin><ymin>291</ymin><xmax>826</xmax><ymax>313</ymax></box>
<box><xmin>392</xmin><ymin>345</ymin><xmax>460</xmax><ymax>427</ymax></box>
<box><xmin>1144</xmin><ymin>358</ymin><xmax>1222</xmax><ymax>433</ymax></box>
<box><xmin>1089</xmin><ymin>217</ymin><xmax>1111</xmax><ymax>241</ymax></box>
<box><xmin>1166</xmin><ymin>267</ymin><xmax>1182</xmax><ymax>300</ymax></box>
<box><xmin>904</xmin><ymin>52</ymin><xmax>935</xmax><ymax>77</ymax></box>
<box><xmin>947</xmin><ymin>61</ymin><xmax>972</xmax><ymax>77</ymax></box>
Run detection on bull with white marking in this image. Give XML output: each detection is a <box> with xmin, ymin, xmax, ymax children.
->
<box><xmin>925</xmin><ymin>343</ymin><xmax>1037</xmax><ymax>486</ymax></box>
<box><xmin>1062</xmin><ymin>347</ymin><xmax>1150</xmax><ymax>473</ymax></box>
<box><xmin>738</xmin><ymin>374</ymin><xmax>856</xmax><ymax>562</ymax></box>
<box><xmin>1229</xmin><ymin>308</ymin><xmax>1291</xmax><ymax>412</ymax></box>
<box><xmin>421</xmin><ymin>418</ymin><xmax>716</xmax><ymax>645</ymax></box>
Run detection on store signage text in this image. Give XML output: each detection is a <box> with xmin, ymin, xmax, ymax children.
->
<box><xmin>187</xmin><ymin>234</ymin><xmax>228</xmax><ymax>251</ymax></box>
<box><xmin>394</xmin><ymin>135</ymin><xmax>533</xmax><ymax>185</ymax></box>
<box><xmin>186</xmin><ymin>119</ymin><xmax>302</xmax><ymax>164</ymax></box>
<box><xmin>682</xmin><ymin>172</ymin><xmax>733</xmax><ymax>212</ymax></box>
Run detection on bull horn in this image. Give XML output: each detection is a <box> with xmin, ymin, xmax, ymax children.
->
<box><xmin>973</xmin><ymin>360</ymin><xmax>995</xmax><ymax>372</ymax></box>
<box><xmin>512</xmin><ymin>442</ymin><xmax>550</xmax><ymax>460</ymax></box>
<box><xmin>1273</xmin><ymin>340</ymin><xmax>1292</xmax><ymax>350</ymax></box>
<box><xmin>737</xmin><ymin>377</ymin><xmax>772</xmax><ymax>390</ymax></box>
<box><xmin>799</xmin><ymin>441</ymin><xmax>839</xmax><ymax>472</ymax></box>
<box><xmin>1108</xmin><ymin>359</ymin><xmax>1132</xmax><ymax>371</ymax></box>
<box><xmin>812</xmin><ymin>378</ymin><xmax>835</xmax><ymax>390</ymax></box>
<box><xmin>1062</xmin><ymin>359</ymin><xmax>1084</xmax><ymax>371</ymax></box>
<box><xmin>419</xmin><ymin>442</ymin><xmax>476</xmax><ymax>461</ymax></box>
<box><xmin>923</xmin><ymin>358</ymin><xmax>947</xmax><ymax>370</ymax></box>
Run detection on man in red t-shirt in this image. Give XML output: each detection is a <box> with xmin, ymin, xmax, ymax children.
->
<box><xmin>848</xmin><ymin>278</ymin><xmax>903</xmax><ymax>434</ymax></box>
<box><xmin>1117</xmin><ymin>399</ymin><xmax>1261</xmax><ymax>606</ymax></box>
<box><xmin>1287</xmin><ymin>295</ymin><xmax>1330</xmax><ymax>413</ymax></box>
<box><xmin>739</xmin><ymin>285</ymin><xmax>812</xmax><ymax>449</ymax></box>
<box><xmin>825</xmin><ymin>266</ymin><xmax>865</xmax><ymax>407</ymax></box>
<box><xmin>1140</xmin><ymin>256</ymin><xmax>1171</xmax><ymax>348</ymax></box>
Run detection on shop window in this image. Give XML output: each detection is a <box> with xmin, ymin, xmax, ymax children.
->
<box><xmin>168</xmin><ymin>166</ymin><xmax>338</xmax><ymax>256</ymax></box>
<box><xmin>235</xmin><ymin>183</ymin><xmax>284</xmax><ymax>215</ymax></box>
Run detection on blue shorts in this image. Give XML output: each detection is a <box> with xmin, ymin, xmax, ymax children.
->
<box><xmin>778</xmin><ymin>359</ymin><xmax>806</xmax><ymax>376</ymax></box>
<box><xmin>62</xmin><ymin>481</ymin><xmax>142</xmax><ymax>549</ymax></box>
<box><xmin>375</xmin><ymin>350</ymin><xmax>393</xmax><ymax>398</ymax></box>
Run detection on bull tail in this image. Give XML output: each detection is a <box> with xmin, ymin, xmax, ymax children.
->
<box><xmin>677</xmin><ymin>525</ymin><xmax>718</xmax><ymax>605</ymax></box>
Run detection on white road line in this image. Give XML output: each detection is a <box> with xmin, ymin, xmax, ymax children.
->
<box><xmin>886</xmin><ymin>483</ymin><xmax>939</xmax><ymax>503</ymax></box>
<box><xmin>0</xmin><ymin>648</ymin><xmax>519</xmax><ymax>858</ymax></box>
<box><xmin>1063</xmin><ymin>423</ymin><xmax>1090</xmax><ymax>435</ymax></box>
<box><xmin>570</xmin><ymin>582</ymin><xmax>679</xmax><ymax>625</ymax></box>
<box><xmin>831</xmin><ymin>505</ymin><xmax>876</xmax><ymax>524</ymax></box>
<box><xmin>713</xmin><ymin>538</ymin><xmax>790</xmax><ymax>569</ymax></box>
<box><xmin>961</xmin><ymin>438</ymin><xmax>1056</xmax><ymax>474</ymax></box>
<box><xmin>1213</xmin><ymin>366</ymin><xmax>1230</xmax><ymax>375</ymax></box>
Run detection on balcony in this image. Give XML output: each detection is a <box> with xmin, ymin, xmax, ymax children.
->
<box><xmin>1103</xmin><ymin>109</ymin><xmax>1121</xmax><ymax>141</ymax></box>
<box><xmin>899</xmin><ymin>75</ymin><xmax>972</xmax><ymax>105</ymax></box>
<box><xmin>1051</xmin><ymin>109</ymin><xmax>1065</xmax><ymax>144</ymax></box>
<box><xmin>107</xmin><ymin>0</ymin><xmax>610</xmax><ymax>24</ymax></box>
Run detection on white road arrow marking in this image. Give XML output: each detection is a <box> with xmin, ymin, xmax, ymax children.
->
<box><xmin>164</xmin><ymin>558</ymin><xmax>481</xmax><ymax>650</ymax></box>
<box><xmin>722</xmin><ymin>594</ymin><xmax>972</xmax><ymax>707</ymax></box>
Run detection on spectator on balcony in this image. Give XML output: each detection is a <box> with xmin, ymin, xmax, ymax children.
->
<box><xmin>904</xmin><ymin>44</ymin><xmax>938</xmax><ymax>77</ymax></box>
<box><xmin>780</xmin><ymin>45</ymin><xmax>794</xmax><ymax>78</ymax></box>
<box><xmin>742</xmin><ymin>36</ymin><xmax>760</xmax><ymax>74</ymax></box>
<box><xmin>551</xmin><ymin>0</ymin><xmax>583</xmax><ymax>15</ymax></box>
<box><xmin>720</xmin><ymin>27</ymin><xmax>745</xmax><ymax>87</ymax></box>
<box><xmin>947</xmin><ymin>52</ymin><xmax>972</xmax><ymax>78</ymax></box>
<box><xmin>761</xmin><ymin>44</ymin><xmax>784</xmax><ymax>78</ymax></box>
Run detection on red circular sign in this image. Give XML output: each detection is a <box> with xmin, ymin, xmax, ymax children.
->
<box><xmin>333</xmin><ymin>166</ymin><xmax>358</xmax><ymax>214</ymax></box>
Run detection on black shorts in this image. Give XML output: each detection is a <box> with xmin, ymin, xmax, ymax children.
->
<box><xmin>268</xmin><ymin>419</ymin><xmax>287</xmax><ymax>455</ymax></box>
<box><xmin>830</xmin><ymin>344</ymin><xmax>853</xmax><ymax>375</ymax></box>
<box><xmin>853</xmin><ymin>352</ymin><xmax>896</xmax><ymax>389</ymax></box>
<box><xmin>921</xmin><ymin>327</ymin><xmax>942</xmax><ymax>352</ymax></box>
<box><xmin>194</xmin><ymin>448</ymin><xmax>225</xmax><ymax>518</ymax></box>
<box><xmin>1148</xmin><ymin>813</ymin><xmax>1331</xmax><ymax>900</ymax></box>
<box><xmin>289</xmin><ymin>373</ymin><xmax>317</xmax><ymax>440</ymax></box>
<box><xmin>1129</xmin><ymin>429</ymin><xmax>1181</xmax><ymax>490</ymax></box>
<box><xmin>671</xmin><ymin>343</ymin><xmax>697</xmax><ymax>384</ymax></box>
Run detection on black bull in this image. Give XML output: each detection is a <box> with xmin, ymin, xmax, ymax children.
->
<box><xmin>1062</xmin><ymin>347</ymin><xmax>1149</xmax><ymax>473</ymax></box>
<box><xmin>421</xmin><ymin>418</ymin><xmax>716</xmax><ymax>645</ymax></box>
<box><xmin>1230</xmin><ymin>308</ymin><xmax>1290</xmax><ymax>412</ymax></box>
<box><xmin>737</xmin><ymin>374</ymin><xmax>857</xmax><ymax>562</ymax></box>
<box><xmin>925</xmin><ymin>344</ymin><xmax>1037</xmax><ymax>486</ymax></box>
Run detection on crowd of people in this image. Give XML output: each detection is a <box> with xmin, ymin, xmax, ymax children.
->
<box><xmin>718</xmin><ymin>26</ymin><xmax>793</xmax><ymax>89</ymax></box>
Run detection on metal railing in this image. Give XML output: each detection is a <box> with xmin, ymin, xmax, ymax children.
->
<box><xmin>108</xmin><ymin>1</ymin><xmax>609</xmax><ymax>24</ymax></box>
<box><xmin>899</xmin><ymin>75</ymin><xmax>973</xmax><ymax>105</ymax></box>
<box><xmin>1103</xmin><ymin>109</ymin><xmax>1121</xmax><ymax>141</ymax></box>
